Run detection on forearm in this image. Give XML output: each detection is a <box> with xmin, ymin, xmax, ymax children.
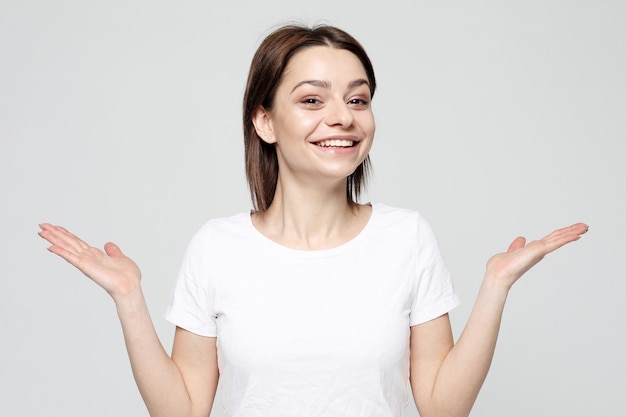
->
<box><xmin>114</xmin><ymin>289</ymin><xmax>194</xmax><ymax>417</ymax></box>
<box><xmin>425</xmin><ymin>277</ymin><xmax>509</xmax><ymax>417</ymax></box>
<box><xmin>414</xmin><ymin>223</ymin><xmax>588</xmax><ymax>417</ymax></box>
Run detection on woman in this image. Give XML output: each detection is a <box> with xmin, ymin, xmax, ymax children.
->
<box><xmin>38</xmin><ymin>25</ymin><xmax>588</xmax><ymax>417</ymax></box>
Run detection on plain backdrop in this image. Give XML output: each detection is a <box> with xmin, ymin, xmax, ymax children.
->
<box><xmin>1</xmin><ymin>1</ymin><xmax>624</xmax><ymax>416</ymax></box>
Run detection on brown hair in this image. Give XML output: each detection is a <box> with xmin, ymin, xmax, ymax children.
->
<box><xmin>243</xmin><ymin>24</ymin><xmax>377</xmax><ymax>212</ymax></box>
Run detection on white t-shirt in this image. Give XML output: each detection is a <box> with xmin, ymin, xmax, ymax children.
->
<box><xmin>166</xmin><ymin>203</ymin><xmax>460</xmax><ymax>417</ymax></box>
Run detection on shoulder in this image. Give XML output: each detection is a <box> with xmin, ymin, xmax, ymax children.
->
<box><xmin>196</xmin><ymin>212</ymin><xmax>251</xmax><ymax>234</ymax></box>
<box><xmin>371</xmin><ymin>203</ymin><xmax>432</xmax><ymax>231</ymax></box>
<box><xmin>369</xmin><ymin>203</ymin><xmax>442</xmax><ymax>250</ymax></box>
<box><xmin>186</xmin><ymin>212</ymin><xmax>254</xmax><ymax>251</ymax></box>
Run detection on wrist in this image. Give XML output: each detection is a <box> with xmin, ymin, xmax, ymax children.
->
<box><xmin>112</xmin><ymin>283</ymin><xmax>146</xmax><ymax>312</ymax></box>
<box><xmin>479</xmin><ymin>273</ymin><xmax>511</xmax><ymax>301</ymax></box>
<box><xmin>483</xmin><ymin>267</ymin><xmax>516</xmax><ymax>290</ymax></box>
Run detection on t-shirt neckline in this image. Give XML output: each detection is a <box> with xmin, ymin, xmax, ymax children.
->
<box><xmin>244</xmin><ymin>203</ymin><xmax>378</xmax><ymax>257</ymax></box>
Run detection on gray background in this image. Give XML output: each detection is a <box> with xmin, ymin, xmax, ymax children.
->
<box><xmin>1</xmin><ymin>0</ymin><xmax>624</xmax><ymax>416</ymax></box>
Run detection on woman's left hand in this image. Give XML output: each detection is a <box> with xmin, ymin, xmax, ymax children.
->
<box><xmin>485</xmin><ymin>222</ymin><xmax>588</xmax><ymax>291</ymax></box>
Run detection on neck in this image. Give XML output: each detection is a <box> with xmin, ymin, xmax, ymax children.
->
<box><xmin>253</xmin><ymin>178</ymin><xmax>370</xmax><ymax>250</ymax></box>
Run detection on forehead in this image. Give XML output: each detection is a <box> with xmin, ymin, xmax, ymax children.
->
<box><xmin>281</xmin><ymin>46</ymin><xmax>368</xmax><ymax>85</ymax></box>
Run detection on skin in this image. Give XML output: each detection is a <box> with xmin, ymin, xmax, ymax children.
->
<box><xmin>38</xmin><ymin>45</ymin><xmax>588</xmax><ymax>417</ymax></box>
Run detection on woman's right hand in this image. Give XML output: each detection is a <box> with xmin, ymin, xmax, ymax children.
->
<box><xmin>38</xmin><ymin>223</ymin><xmax>142</xmax><ymax>301</ymax></box>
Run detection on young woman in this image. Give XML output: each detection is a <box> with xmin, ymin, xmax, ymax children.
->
<box><xmin>38</xmin><ymin>25</ymin><xmax>588</xmax><ymax>417</ymax></box>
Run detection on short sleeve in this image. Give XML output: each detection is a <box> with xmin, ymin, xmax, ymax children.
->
<box><xmin>409</xmin><ymin>215</ymin><xmax>460</xmax><ymax>326</ymax></box>
<box><xmin>165</xmin><ymin>226</ymin><xmax>218</xmax><ymax>337</ymax></box>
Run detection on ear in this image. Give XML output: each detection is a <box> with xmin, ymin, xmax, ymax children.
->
<box><xmin>251</xmin><ymin>106</ymin><xmax>276</xmax><ymax>144</ymax></box>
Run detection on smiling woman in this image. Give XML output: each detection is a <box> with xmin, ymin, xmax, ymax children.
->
<box><xmin>38</xmin><ymin>23</ymin><xmax>588</xmax><ymax>417</ymax></box>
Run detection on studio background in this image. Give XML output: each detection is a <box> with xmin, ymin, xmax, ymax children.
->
<box><xmin>1</xmin><ymin>1</ymin><xmax>624</xmax><ymax>416</ymax></box>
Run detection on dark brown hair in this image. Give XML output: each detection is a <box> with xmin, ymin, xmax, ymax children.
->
<box><xmin>243</xmin><ymin>24</ymin><xmax>377</xmax><ymax>212</ymax></box>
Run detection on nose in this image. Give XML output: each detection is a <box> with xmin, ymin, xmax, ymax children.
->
<box><xmin>325</xmin><ymin>100</ymin><xmax>354</xmax><ymax>128</ymax></box>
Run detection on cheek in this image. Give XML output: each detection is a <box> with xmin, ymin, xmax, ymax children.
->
<box><xmin>276</xmin><ymin>112</ymin><xmax>322</xmax><ymax>139</ymax></box>
<box><xmin>361</xmin><ymin>113</ymin><xmax>376</xmax><ymax>137</ymax></box>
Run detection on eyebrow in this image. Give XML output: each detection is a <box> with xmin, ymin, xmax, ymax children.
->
<box><xmin>290</xmin><ymin>78</ymin><xmax>370</xmax><ymax>93</ymax></box>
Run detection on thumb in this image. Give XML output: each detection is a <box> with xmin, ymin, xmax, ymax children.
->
<box><xmin>507</xmin><ymin>236</ymin><xmax>526</xmax><ymax>253</ymax></box>
<box><xmin>104</xmin><ymin>242</ymin><xmax>124</xmax><ymax>257</ymax></box>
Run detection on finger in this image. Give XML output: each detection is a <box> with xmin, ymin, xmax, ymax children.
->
<box><xmin>39</xmin><ymin>227</ymin><xmax>83</xmax><ymax>254</ymax></box>
<box><xmin>39</xmin><ymin>224</ymin><xmax>89</xmax><ymax>253</ymax></box>
<box><xmin>547</xmin><ymin>223</ymin><xmax>588</xmax><ymax>243</ymax></box>
<box><xmin>550</xmin><ymin>222</ymin><xmax>588</xmax><ymax>238</ymax></box>
<box><xmin>104</xmin><ymin>242</ymin><xmax>124</xmax><ymax>257</ymax></box>
<box><xmin>39</xmin><ymin>224</ymin><xmax>74</xmax><ymax>249</ymax></box>
<box><xmin>57</xmin><ymin>226</ymin><xmax>90</xmax><ymax>249</ymax></box>
<box><xmin>540</xmin><ymin>223</ymin><xmax>589</xmax><ymax>253</ymax></box>
<box><xmin>46</xmin><ymin>240</ymin><xmax>88</xmax><ymax>270</ymax></box>
<box><xmin>507</xmin><ymin>236</ymin><xmax>526</xmax><ymax>253</ymax></box>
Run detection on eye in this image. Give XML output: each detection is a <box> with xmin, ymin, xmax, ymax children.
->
<box><xmin>300</xmin><ymin>97</ymin><xmax>324</xmax><ymax>109</ymax></box>
<box><xmin>348</xmin><ymin>98</ymin><xmax>370</xmax><ymax>109</ymax></box>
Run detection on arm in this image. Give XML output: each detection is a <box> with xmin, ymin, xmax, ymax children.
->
<box><xmin>410</xmin><ymin>222</ymin><xmax>588</xmax><ymax>417</ymax></box>
<box><xmin>38</xmin><ymin>224</ymin><xmax>218</xmax><ymax>417</ymax></box>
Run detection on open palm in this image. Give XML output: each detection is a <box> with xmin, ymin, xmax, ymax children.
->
<box><xmin>39</xmin><ymin>223</ymin><xmax>141</xmax><ymax>299</ymax></box>
<box><xmin>486</xmin><ymin>222</ymin><xmax>588</xmax><ymax>290</ymax></box>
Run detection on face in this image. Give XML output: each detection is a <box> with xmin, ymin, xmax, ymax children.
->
<box><xmin>254</xmin><ymin>46</ymin><xmax>375</xmax><ymax>186</ymax></box>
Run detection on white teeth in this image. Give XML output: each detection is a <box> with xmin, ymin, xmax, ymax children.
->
<box><xmin>316</xmin><ymin>139</ymin><xmax>354</xmax><ymax>147</ymax></box>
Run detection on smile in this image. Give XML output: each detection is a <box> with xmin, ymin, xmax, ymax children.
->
<box><xmin>315</xmin><ymin>139</ymin><xmax>355</xmax><ymax>147</ymax></box>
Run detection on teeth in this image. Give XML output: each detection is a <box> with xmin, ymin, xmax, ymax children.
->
<box><xmin>316</xmin><ymin>139</ymin><xmax>354</xmax><ymax>147</ymax></box>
